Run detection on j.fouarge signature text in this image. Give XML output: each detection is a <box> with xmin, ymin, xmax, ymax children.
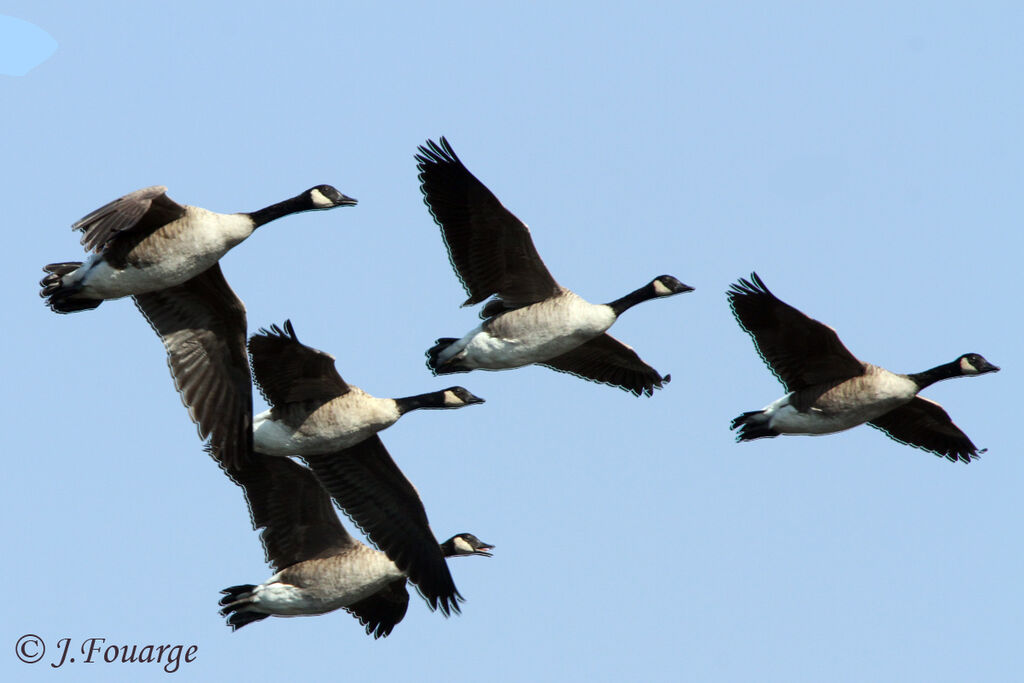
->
<box><xmin>48</xmin><ymin>636</ymin><xmax>197</xmax><ymax>673</ymax></box>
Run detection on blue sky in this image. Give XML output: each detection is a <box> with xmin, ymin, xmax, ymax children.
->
<box><xmin>4</xmin><ymin>2</ymin><xmax>1021</xmax><ymax>681</ymax></box>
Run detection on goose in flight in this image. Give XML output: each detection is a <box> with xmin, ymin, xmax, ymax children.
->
<box><xmin>220</xmin><ymin>452</ymin><xmax>493</xmax><ymax>637</ymax></box>
<box><xmin>727</xmin><ymin>273</ymin><xmax>999</xmax><ymax>462</ymax></box>
<box><xmin>416</xmin><ymin>137</ymin><xmax>692</xmax><ymax>396</ymax></box>
<box><xmin>248</xmin><ymin>320</ymin><xmax>485</xmax><ymax>613</ymax></box>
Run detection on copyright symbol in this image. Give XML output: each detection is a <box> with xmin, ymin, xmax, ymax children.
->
<box><xmin>16</xmin><ymin>634</ymin><xmax>45</xmax><ymax>663</ymax></box>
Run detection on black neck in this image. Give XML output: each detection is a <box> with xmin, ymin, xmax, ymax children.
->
<box><xmin>394</xmin><ymin>391</ymin><xmax>447</xmax><ymax>415</ymax></box>
<box><xmin>907</xmin><ymin>360</ymin><xmax>963</xmax><ymax>390</ymax></box>
<box><xmin>246</xmin><ymin>193</ymin><xmax>313</xmax><ymax>228</ymax></box>
<box><xmin>607</xmin><ymin>282</ymin><xmax>658</xmax><ymax>317</ymax></box>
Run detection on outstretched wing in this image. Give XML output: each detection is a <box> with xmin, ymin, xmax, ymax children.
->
<box><xmin>727</xmin><ymin>273</ymin><xmax>864</xmax><ymax>391</ymax></box>
<box><xmin>868</xmin><ymin>397</ymin><xmax>983</xmax><ymax>464</ymax></box>
<box><xmin>344</xmin><ymin>579</ymin><xmax>410</xmax><ymax>639</ymax></box>
<box><xmin>302</xmin><ymin>436</ymin><xmax>462</xmax><ymax>615</ymax></box>
<box><xmin>416</xmin><ymin>137</ymin><xmax>562</xmax><ymax>308</ymax></box>
<box><xmin>248</xmin><ymin>320</ymin><xmax>349</xmax><ymax>406</ymax></box>
<box><xmin>224</xmin><ymin>452</ymin><xmax>354</xmax><ymax>571</ymax></box>
<box><xmin>74</xmin><ymin>186</ymin><xmax>186</xmax><ymax>253</ymax></box>
<box><xmin>133</xmin><ymin>263</ymin><xmax>252</xmax><ymax>469</ymax></box>
<box><xmin>539</xmin><ymin>333</ymin><xmax>669</xmax><ymax>396</ymax></box>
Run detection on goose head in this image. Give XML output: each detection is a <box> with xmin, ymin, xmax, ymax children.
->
<box><xmin>441</xmin><ymin>533</ymin><xmax>495</xmax><ymax>557</ymax></box>
<box><xmin>441</xmin><ymin>386</ymin><xmax>486</xmax><ymax>407</ymax></box>
<box><xmin>307</xmin><ymin>185</ymin><xmax>358</xmax><ymax>209</ymax></box>
<box><xmin>957</xmin><ymin>353</ymin><xmax>1000</xmax><ymax>376</ymax></box>
<box><xmin>650</xmin><ymin>275</ymin><xmax>695</xmax><ymax>297</ymax></box>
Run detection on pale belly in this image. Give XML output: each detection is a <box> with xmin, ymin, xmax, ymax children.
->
<box><xmin>252</xmin><ymin>576</ymin><xmax>390</xmax><ymax>616</ymax></box>
<box><xmin>76</xmin><ymin>248</ymin><xmax>224</xmax><ymax>299</ymax></box>
<box><xmin>456</xmin><ymin>326</ymin><xmax>600</xmax><ymax>369</ymax></box>
<box><xmin>766</xmin><ymin>392</ymin><xmax>913</xmax><ymax>436</ymax></box>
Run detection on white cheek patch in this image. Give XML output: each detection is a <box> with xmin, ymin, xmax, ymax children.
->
<box><xmin>443</xmin><ymin>390</ymin><xmax>461</xmax><ymax>406</ymax></box>
<box><xmin>652</xmin><ymin>279</ymin><xmax>673</xmax><ymax>296</ymax></box>
<box><xmin>310</xmin><ymin>188</ymin><xmax>332</xmax><ymax>208</ymax></box>
<box><xmin>453</xmin><ymin>536</ymin><xmax>474</xmax><ymax>554</ymax></box>
<box><xmin>960</xmin><ymin>357</ymin><xmax>977</xmax><ymax>374</ymax></box>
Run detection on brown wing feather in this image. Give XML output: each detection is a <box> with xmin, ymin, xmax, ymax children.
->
<box><xmin>538</xmin><ymin>333</ymin><xmax>669</xmax><ymax>396</ymax></box>
<box><xmin>868</xmin><ymin>397</ymin><xmax>983</xmax><ymax>463</ymax></box>
<box><xmin>74</xmin><ymin>186</ymin><xmax>186</xmax><ymax>253</ymax></box>
<box><xmin>302</xmin><ymin>436</ymin><xmax>462</xmax><ymax>615</ymax></box>
<box><xmin>727</xmin><ymin>273</ymin><xmax>864</xmax><ymax>391</ymax></box>
<box><xmin>248</xmin><ymin>320</ymin><xmax>349</xmax><ymax>406</ymax></box>
<box><xmin>416</xmin><ymin>137</ymin><xmax>562</xmax><ymax>308</ymax></box>
<box><xmin>225</xmin><ymin>452</ymin><xmax>353</xmax><ymax>571</ymax></box>
<box><xmin>133</xmin><ymin>264</ymin><xmax>252</xmax><ymax>469</ymax></box>
<box><xmin>344</xmin><ymin>579</ymin><xmax>410</xmax><ymax>639</ymax></box>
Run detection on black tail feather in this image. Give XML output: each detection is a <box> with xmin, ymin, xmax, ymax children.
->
<box><xmin>218</xmin><ymin>584</ymin><xmax>269</xmax><ymax>631</ymax></box>
<box><xmin>40</xmin><ymin>262</ymin><xmax>102</xmax><ymax>314</ymax></box>
<box><xmin>225</xmin><ymin>610</ymin><xmax>270</xmax><ymax>631</ymax></box>
<box><xmin>730</xmin><ymin>411</ymin><xmax>779</xmax><ymax>441</ymax></box>
<box><xmin>219</xmin><ymin>584</ymin><xmax>256</xmax><ymax>606</ymax></box>
<box><xmin>426</xmin><ymin>338</ymin><xmax>465</xmax><ymax>375</ymax></box>
<box><xmin>41</xmin><ymin>262</ymin><xmax>81</xmax><ymax>277</ymax></box>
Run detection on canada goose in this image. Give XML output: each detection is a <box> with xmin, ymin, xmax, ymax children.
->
<box><xmin>248</xmin><ymin>320</ymin><xmax>485</xmax><ymax>613</ymax></box>
<box><xmin>416</xmin><ymin>137</ymin><xmax>693</xmax><ymax>396</ymax></box>
<box><xmin>727</xmin><ymin>273</ymin><xmax>999</xmax><ymax>462</ymax></box>
<box><xmin>39</xmin><ymin>185</ymin><xmax>356</xmax><ymax>470</ymax></box>
<box><xmin>219</xmin><ymin>452</ymin><xmax>493</xmax><ymax>637</ymax></box>
<box><xmin>250</xmin><ymin>320</ymin><xmax>485</xmax><ymax>456</ymax></box>
<box><xmin>40</xmin><ymin>184</ymin><xmax>356</xmax><ymax>313</ymax></box>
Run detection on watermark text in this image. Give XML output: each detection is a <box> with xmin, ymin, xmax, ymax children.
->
<box><xmin>15</xmin><ymin>634</ymin><xmax>197</xmax><ymax>673</ymax></box>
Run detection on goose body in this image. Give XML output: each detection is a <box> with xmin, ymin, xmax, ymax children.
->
<box><xmin>240</xmin><ymin>546</ymin><xmax>405</xmax><ymax>617</ymax></box>
<box><xmin>246</xmin><ymin>320</ymin><xmax>485</xmax><ymax>613</ymax></box>
<box><xmin>54</xmin><ymin>208</ymin><xmax>254</xmax><ymax>301</ymax></box>
<box><xmin>728</xmin><ymin>273</ymin><xmax>999</xmax><ymax>462</ymax></box>
<box><xmin>219</xmin><ymin>452</ymin><xmax>493</xmax><ymax>636</ymax></box>
<box><xmin>433</xmin><ymin>290</ymin><xmax>618</xmax><ymax>370</ymax></box>
<box><xmin>416</xmin><ymin>137</ymin><xmax>693</xmax><ymax>396</ymax></box>
<box><xmin>249</xmin><ymin>321</ymin><xmax>484</xmax><ymax>456</ymax></box>
<box><xmin>753</xmin><ymin>365</ymin><xmax>919</xmax><ymax>435</ymax></box>
<box><xmin>253</xmin><ymin>387</ymin><xmax>402</xmax><ymax>456</ymax></box>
